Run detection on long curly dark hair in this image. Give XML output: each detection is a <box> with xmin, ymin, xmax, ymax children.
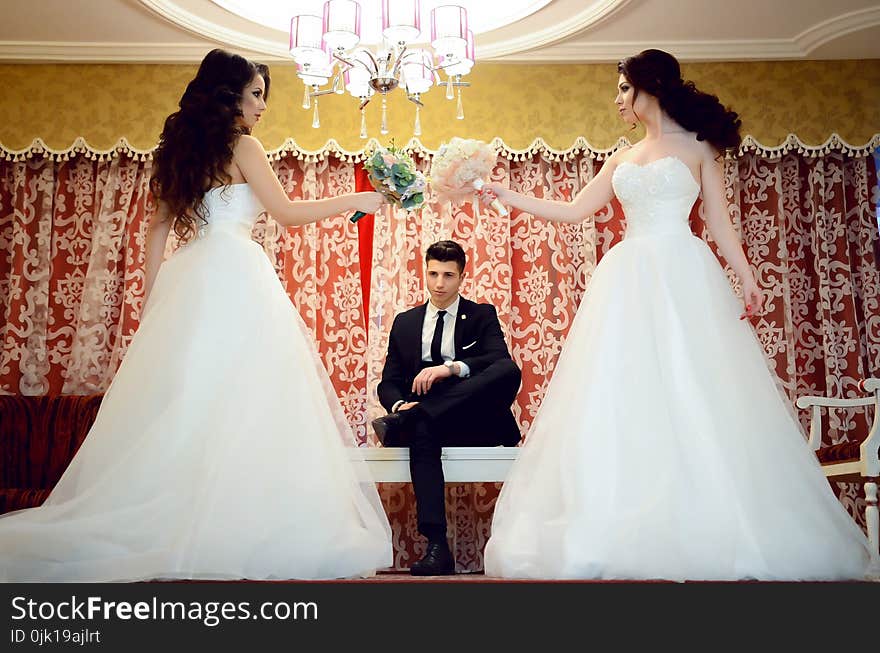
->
<box><xmin>149</xmin><ymin>49</ymin><xmax>271</xmax><ymax>241</ymax></box>
<box><xmin>618</xmin><ymin>49</ymin><xmax>741</xmax><ymax>156</ymax></box>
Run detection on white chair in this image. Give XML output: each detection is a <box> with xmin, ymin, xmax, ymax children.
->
<box><xmin>796</xmin><ymin>377</ymin><xmax>879</xmax><ymax>559</ymax></box>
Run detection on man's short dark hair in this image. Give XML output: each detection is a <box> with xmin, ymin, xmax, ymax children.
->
<box><xmin>425</xmin><ymin>240</ymin><xmax>466</xmax><ymax>274</ymax></box>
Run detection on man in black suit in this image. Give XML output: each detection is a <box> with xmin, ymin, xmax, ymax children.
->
<box><xmin>373</xmin><ymin>240</ymin><xmax>521</xmax><ymax>576</ymax></box>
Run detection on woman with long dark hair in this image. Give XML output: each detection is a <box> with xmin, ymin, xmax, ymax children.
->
<box><xmin>0</xmin><ymin>49</ymin><xmax>392</xmax><ymax>581</ymax></box>
<box><xmin>481</xmin><ymin>49</ymin><xmax>873</xmax><ymax>580</ymax></box>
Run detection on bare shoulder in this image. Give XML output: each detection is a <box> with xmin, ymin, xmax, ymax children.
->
<box><xmin>233</xmin><ymin>134</ymin><xmax>265</xmax><ymax>156</ymax></box>
<box><xmin>150</xmin><ymin>198</ymin><xmax>172</xmax><ymax>226</ymax></box>
<box><xmin>607</xmin><ymin>145</ymin><xmax>633</xmax><ymax>164</ymax></box>
<box><xmin>231</xmin><ymin>135</ymin><xmax>269</xmax><ymax>180</ymax></box>
<box><xmin>695</xmin><ymin>139</ymin><xmax>722</xmax><ymax>167</ymax></box>
<box><xmin>603</xmin><ymin>145</ymin><xmax>634</xmax><ymax>172</ymax></box>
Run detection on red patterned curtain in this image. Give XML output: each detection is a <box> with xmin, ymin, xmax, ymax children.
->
<box><xmin>0</xmin><ymin>155</ymin><xmax>152</xmax><ymax>395</ymax></box>
<box><xmin>1</xmin><ymin>147</ymin><xmax>878</xmax><ymax>571</ymax></box>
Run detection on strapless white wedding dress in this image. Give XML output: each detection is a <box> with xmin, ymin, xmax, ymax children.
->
<box><xmin>484</xmin><ymin>157</ymin><xmax>874</xmax><ymax>581</ymax></box>
<box><xmin>0</xmin><ymin>184</ymin><xmax>392</xmax><ymax>582</ymax></box>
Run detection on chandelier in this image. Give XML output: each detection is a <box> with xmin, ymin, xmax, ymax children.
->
<box><xmin>289</xmin><ymin>1</ymin><xmax>475</xmax><ymax>138</ymax></box>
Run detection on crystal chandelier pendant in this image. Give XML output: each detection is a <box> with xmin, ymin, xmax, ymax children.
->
<box><xmin>288</xmin><ymin>3</ymin><xmax>475</xmax><ymax>138</ymax></box>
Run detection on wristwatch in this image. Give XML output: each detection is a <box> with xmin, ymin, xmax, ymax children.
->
<box><xmin>443</xmin><ymin>360</ymin><xmax>457</xmax><ymax>374</ymax></box>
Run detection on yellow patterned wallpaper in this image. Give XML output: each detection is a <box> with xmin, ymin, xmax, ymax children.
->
<box><xmin>1</xmin><ymin>60</ymin><xmax>878</xmax><ymax>153</ymax></box>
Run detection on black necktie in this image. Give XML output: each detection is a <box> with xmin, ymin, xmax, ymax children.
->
<box><xmin>430</xmin><ymin>310</ymin><xmax>447</xmax><ymax>364</ymax></box>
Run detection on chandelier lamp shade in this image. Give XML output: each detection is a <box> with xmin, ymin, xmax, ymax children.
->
<box><xmin>288</xmin><ymin>1</ymin><xmax>474</xmax><ymax>138</ymax></box>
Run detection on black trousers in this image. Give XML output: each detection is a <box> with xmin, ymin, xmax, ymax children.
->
<box><xmin>404</xmin><ymin>358</ymin><xmax>521</xmax><ymax>539</ymax></box>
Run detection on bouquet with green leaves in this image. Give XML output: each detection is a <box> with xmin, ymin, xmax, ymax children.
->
<box><xmin>351</xmin><ymin>144</ymin><xmax>428</xmax><ymax>222</ymax></box>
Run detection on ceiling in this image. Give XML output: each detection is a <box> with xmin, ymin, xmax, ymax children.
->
<box><xmin>1</xmin><ymin>0</ymin><xmax>878</xmax><ymax>63</ymax></box>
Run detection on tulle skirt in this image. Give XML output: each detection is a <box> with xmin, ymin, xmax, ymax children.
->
<box><xmin>485</xmin><ymin>231</ymin><xmax>874</xmax><ymax>581</ymax></box>
<box><xmin>0</xmin><ymin>229</ymin><xmax>392</xmax><ymax>581</ymax></box>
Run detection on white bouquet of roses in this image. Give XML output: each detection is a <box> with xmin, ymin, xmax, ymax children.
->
<box><xmin>429</xmin><ymin>137</ymin><xmax>508</xmax><ymax>216</ymax></box>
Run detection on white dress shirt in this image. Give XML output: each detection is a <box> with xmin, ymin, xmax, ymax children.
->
<box><xmin>391</xmin><ymin>295</ymin><xmax>471</xmax><ymax>413</ymax></box>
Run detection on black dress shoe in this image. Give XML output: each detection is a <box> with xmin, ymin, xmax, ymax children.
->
<box><xmin>371</xmin><ymin>411</ymin><xmax>409</xmax><ymax>446</ymax></box>
<box><xmin>410</xmin><ymin>542</ymin><xmax>455</xmax><ymax>576</ymax></box>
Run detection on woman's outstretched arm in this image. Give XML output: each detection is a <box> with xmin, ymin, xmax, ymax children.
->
<box><xmin>233</xmin><ymin>135</ymin><xmax>384</xmax><ymax>226</ymax></box>
<box><xmin>480</xmin><ymin>149</ymin><xmax>627</xmax><ymax>224</ymax></box>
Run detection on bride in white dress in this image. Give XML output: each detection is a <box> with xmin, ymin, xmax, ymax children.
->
<box><xmin>0</xmin><ymin>49</ymin><xmax>392</xmax><ymax>582</ymax></box>
<box><xmin>479</xmin><ymin>49</ymin><xmax>874</xmax><ymax>581</ymax></box>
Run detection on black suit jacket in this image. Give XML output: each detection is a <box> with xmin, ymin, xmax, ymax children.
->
<box><xmin>377</xmin><ymin>297</ymin><xmax>514</xmax><ymax>413</ymax></box>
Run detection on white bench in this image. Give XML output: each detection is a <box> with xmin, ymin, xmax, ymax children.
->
<box><xmin>358</xmin><ymin>446</ymin><xmax>520</xmax><ymax>482</ymax></box>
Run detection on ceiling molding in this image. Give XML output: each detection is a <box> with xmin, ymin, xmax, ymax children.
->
<box><xmin>138</xmin><ymin>0</ymin><xmax>636</xmax><ymax>62</ymax></box>
<box><xmin>474</xmin><ymin>0</ymin><xmax>633</xmax><ymax>58</ymax></box>
<box><xmin>0</xmin><ymin>41</ymin><xmax>219</xmax><ymax>63</ymax></box>
<box><xmin>137</xmin><ymin>0</ymin><xmax>290</xmax><ymax>59</ymax></box>
<box><xmin>492</xmin><ymin>7</ymin><xmax>880</xmax><ymax>63</ymax></box>
<box><xmin>0</xmin><ymin>1</ymin><xmax>875</xmax><ymax>64</ymax></box>
<box><xmin>0</xmin><ymin>0</ymin><xmax>634</xmax><ymax>63</ymax></box>
<box><xmin>496</xmin><ymin>6</ymin><xmax>880</xmax><ymax>63</ymax></box>
<box><xmin>795</xmin><ymin>6</ymin><xmax>880</xmax><ymax>52</ymax></box>
<box><xmin>494</xmin><ymin>40</ymin><xmax>807</xmax><ymax>63</ymax></box>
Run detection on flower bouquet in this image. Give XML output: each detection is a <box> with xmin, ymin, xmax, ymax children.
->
<box><xmin>351</xmin><ymin>144</ymin><xmax>427</xmax><ymax>223</ymax></box>
<box><xmin>429</xmin><ymin>137</ymin><xmax>508</xmax><ymax>216</ymax></box>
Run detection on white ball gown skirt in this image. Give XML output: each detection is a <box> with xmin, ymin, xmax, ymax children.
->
<box><xmin>484</xmin><ymin>158</ymin><xmax>874</xmax><ymax>581</ymax></box>
<box><xmin>0</xmin><ymin>185</ymin><xmax>392</xmax><ymax>581</ymax></box>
